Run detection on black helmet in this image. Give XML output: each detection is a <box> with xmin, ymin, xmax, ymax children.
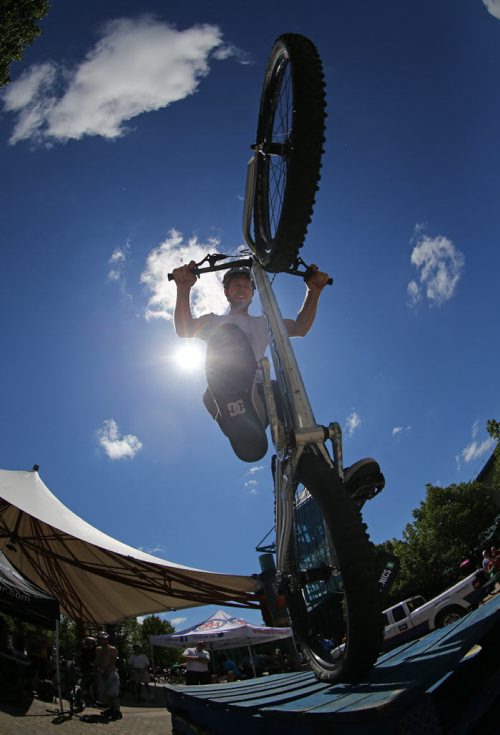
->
<box><xmin>222</xmin><ymin>266</ymin><xmax>255</xmax><ymax>290</ymax></box>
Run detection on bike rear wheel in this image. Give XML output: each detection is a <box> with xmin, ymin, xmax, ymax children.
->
<box><xmin>285</xmin><ymin>451</ymin><xmax>383</xmax><ymax>682</ymax></box>
<box><xmin>252</xmin><ymin>34</ymin><xmax>326</xmax><ymax>271</ymax></box>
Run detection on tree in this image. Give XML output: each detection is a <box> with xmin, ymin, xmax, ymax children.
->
<box><xmin>376</xmin><ymin>419</ymin><xmax>500</xmax><ymax>605</ymax></box>
<box><xmin>378</xmin><ymin>480</ymin><xmax>499</xmax><ymax>604</ymax></box>
<box><xmin>0</xmin><ymin>0</ymin><xmax>50</xmax><ymax>87</ymax></box>
<box><xmin>140</xmin><ymin>615</ymin><xmax>181</xmax><ymax>669</ymax></box>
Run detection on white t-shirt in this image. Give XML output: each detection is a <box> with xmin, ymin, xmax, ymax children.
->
<box><xmin>183</xmin><ymin>647</ymin><xmax>210</xmax><ymax>672</ymax></box>
<box><xmin>199</xmin><ymin>313</ymin><xmax>269</xmax><ymax>363</ymax></box>
<box><xmin>128</xmin><ymin>652</ymin><xmax>149</xmax><ymax>669</ymax></box>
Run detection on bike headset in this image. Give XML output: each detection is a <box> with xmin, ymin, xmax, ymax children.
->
<box><xmin>222</xmin><ymin>266</ymin><xmax>255</xmax><ymax>290</ymax></box>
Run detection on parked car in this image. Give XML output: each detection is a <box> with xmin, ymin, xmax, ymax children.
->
<box><xmin>382</xmin><ymin>568</ymin><xmax>491</xmax><ymax>650</ymax></box>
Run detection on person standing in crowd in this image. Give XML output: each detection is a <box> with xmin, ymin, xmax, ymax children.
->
<box><xmin>127</xmin><ymin>644</ymin><xmax>153</xmax><ymax>702</ymax></box>
<box><xmin>222</xmin><ymin>656</ymin><xmax>241</xmax><ymax>681</ymax></box>
<box><xmin>182</xmin><ymin>641</ymin><xmax>210</xmax><ymax>685</ymax></box>
<box><xmin>94</xmin><ymin>632</ymin><xmax>121</xmax><ymax>720</ymax></box>
<box><xmin>25</xmin><ymin>624</ymin><xmax>52</xmax><ymax>692</ymax></box>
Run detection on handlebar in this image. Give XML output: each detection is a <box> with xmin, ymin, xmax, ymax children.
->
<box><xmin>167</xmin><ymin>255</ymin><xmax>333</xmax><ymax>286</ymax></box>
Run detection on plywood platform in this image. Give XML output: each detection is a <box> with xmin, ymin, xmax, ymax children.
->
<box><xmin>165</xmin><ymin>593</ymin><xmax>500</xmax><ymax>734</ymax></box>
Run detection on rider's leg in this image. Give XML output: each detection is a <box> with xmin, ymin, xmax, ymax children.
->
<box><xmin>203</xmin><ymin>324</ymin><xmax>268</xmax><ymax>462</ymax></box>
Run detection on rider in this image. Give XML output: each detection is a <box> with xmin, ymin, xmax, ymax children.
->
<box><xmin>172</xmin><ymin>261</ymin><xmax>330</xmax><ymax>462</ymax></box>
<box><xmin>172</xmin><ymin>261</ymin><xmax>384</xmax><ymax>503</ymax></box>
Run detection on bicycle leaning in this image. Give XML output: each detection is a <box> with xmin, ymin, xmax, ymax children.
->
<box><xmin>170</xmin><ymin>34</ymin><xmax>385</xmax><ymax>682</ymax></box>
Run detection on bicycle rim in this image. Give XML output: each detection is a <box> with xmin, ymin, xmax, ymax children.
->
<box><xmin>285</xmin><ymin>451</ymin><xmax>383</xmax><ymax>682</ymax></box>
<box><xmin>253</xmin><ymin>34</ymin><xmax>326</xmax><ymax>271</ymax></box>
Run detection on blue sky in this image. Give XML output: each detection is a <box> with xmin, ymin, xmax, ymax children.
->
<box><xmin>1</xmin><ymin>0</ymin><xmax>499</xmax><ymax>630</ymax></box>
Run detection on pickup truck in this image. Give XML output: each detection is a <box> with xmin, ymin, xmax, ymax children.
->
<box><xmin>382</xmin><ymin>568</ymin><xmax>491</xmax><ymax>650</ymax></box>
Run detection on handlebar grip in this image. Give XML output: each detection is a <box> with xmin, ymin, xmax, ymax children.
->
<box><xmin>168</xmin><ymin>267</ymin><xmax>198</xmax><ymax>282</ymax></box>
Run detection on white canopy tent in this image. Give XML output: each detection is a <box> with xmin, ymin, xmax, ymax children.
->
<box><xmin>150</xmin><ymin>609</ymin><xmax>292</xmax><ymax>650</ymax></box>
<box><xmin>0</xmin><ymin>468</ymin><xmax>259</xmax><ymax>624</ymax></box>
<box><xmin>149</xmin><ymin>608</ymin><xmax>292</xmax><ymax>677</ymax></box>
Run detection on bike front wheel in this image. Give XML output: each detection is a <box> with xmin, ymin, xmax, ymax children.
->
<box><xmin>252</xmin><ymin>34</ymin><xmax>326</xmax><ymax>272</ymax></box>
<box><xmin>285</xmin><ymin>451</ymin><xmax>383</xmax><ymax>682</ymax></box>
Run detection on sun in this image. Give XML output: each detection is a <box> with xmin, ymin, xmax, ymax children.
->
<box><xmin>173</xmin><ymin>342</ymin><xmax>205</xmax><ymax>373</ymax></box>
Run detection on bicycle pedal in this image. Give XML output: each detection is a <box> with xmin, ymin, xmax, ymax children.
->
<box><xmin>347</xmin><ymin>473</ymin><xmax>385</xmax><ymax>508</ymax></box>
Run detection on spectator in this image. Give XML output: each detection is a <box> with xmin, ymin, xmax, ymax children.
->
<box><xmin>25</xmin><ymin>624</ymin><xmax>51</xmax><ymax>692</ymax></box>
<box><xmin>222</xmin><ymin>656</ymin><xmax>241</xmax><ymax>681</ymax></box>
<box><xmin>127</xmin><ymin>644</ymin><xmax>152</xmax><ymax>702</ymax></box>
<box><xmin>94</xmin><ymin>631</ymin><xmax>121</xmax><ymax>720</ymax></box>
<box><xmin>79</xmin><ymin>636</ymin><xmax>97</xmax><ymax>676</ymax></box>
<box><xmin>182</xmin><ymin>641</ymin><xmax>210</xmax><ymax>685</ymax></box>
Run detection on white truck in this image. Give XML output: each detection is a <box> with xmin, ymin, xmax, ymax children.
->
<box><xmin>382</xmin><ymin>568</ymin><xmax>491</xmax><ymax>650</ymax></box>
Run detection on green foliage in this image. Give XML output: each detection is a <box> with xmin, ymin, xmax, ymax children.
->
<box><xmin>486</xmin><ymin>419</ymin><xmax>500</xmax><ymax>487</ymax></box>
<box><xmin>139</xmin><ymin>614</ymin><xmax>181</xmax><ymax>668</ymax></box>
<box><xmin>487</xmin><ymin>419</ymin><xmax>500</xmax><ymax>440</ymax></box>
<box><xmin>377</xmin><ymin>418</ymin><xmax>500</xmax><ymax>606</ymax></box>
<box><xmin>379</xmin><ymin>480</ymin><xmax>499</xmax><ymax>605</ymax></box>
<box><xmin>0</xmin><ymin>0</ymin><xmax>50</xmax><ymax>87</ymax></box>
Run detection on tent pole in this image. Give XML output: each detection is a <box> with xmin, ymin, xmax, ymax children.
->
<box><xmin>150</xmin><ymin>641</ymin><xmax>157</xmax><ymax>701</ymax></box>
<box><xmin>247</xmin><ymin>643</ymin><xmax>256</xmax><ymax>678</ymax></box>
<box><xmin>55</xmin><ymin>617</ymin><xmax>63</xmax><ymax>713</ymax></box>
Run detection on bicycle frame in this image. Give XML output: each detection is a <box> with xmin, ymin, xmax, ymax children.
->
<box><xmin>243</xmin><ymin>152</ymin><xmax>344</xmax><ymax>582</ymax></box>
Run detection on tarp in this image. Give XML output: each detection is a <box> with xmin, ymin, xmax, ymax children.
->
<box><xmin>0</xmin><ymin>550</ymin><xmax>59</xmax><ymax>629</ymax></box>
<box><xmin>149</xmin><ymin>608</ymin><xmax>292</xmax><ymax>650</ymax></box>
<box><xmin>0</xmin><ymin>469</ymin><xmax>259</xmax><ymax>624</ymax></box>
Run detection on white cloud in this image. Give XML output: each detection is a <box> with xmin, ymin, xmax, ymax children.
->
<box><xmin>407</xmin><ymin>233</ymin><xmax>464</xmax><ymax>307</ymax></box>
<box><xmin>392</xmin><ymin>425</ymin><xmax>411</xmax><ymax>436</ymax></box>
<box><xmin>406</xmin><ymin>280</ymin><xmax>421</xmax><ymax>307</ymax></box>
<box><xmin>245</xmin><ymin>479</ymin><xmax>259</xmax><ymax>495</ymax></box>
<box><xmin>246</xmin><ymin>465</ymin><xmax>265</xmax><ymax>475</ymax></box>
<box><xmin>97</xmin><ymin>418</ymin><xmax>143</xmax><ymax>460</ymax></box>
<box><xmin>108</xmin><ymin>242</ymin><xmax>130</xmax><ymax>282</ymax></box>
<box><xmin>345</xmin><ymin>411</ymin><xmax>361</xmax><ymax>437</ymax></box>
<box><xmin>169</xmin><ymin>616</ymin><xmax>187</xmax><ymax>628</ymax></box>
<box><xmin>462</xmin><ymin>437</ymin><xmax>495</xmax><ymax>463</ymax></box>
<box><xmin>141</xmin><ymin>229</ymin><xmax>229</xmax><ymax>320</ymax></box>
<box><xmin>458</xmin><ymin>420</ymin><xmax>495</xmax><ymax>466</ymax></box>
<box><xmin>2</xmin><ymin>17</ymin><xmax>247</xmax><ymax>145</ymax></box>
<box><xmin>483</xmin><ymin>0</ymin><xmax>500</xmax><ymax>20</ymax></box>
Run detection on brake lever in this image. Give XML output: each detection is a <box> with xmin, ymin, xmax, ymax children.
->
<box><xmin>291</xmin><ymin>258</ymin><xmax>333</xmax><ymax>286</ymax></box>
<box><xmin>167</xmin><ymin>255</ymin><xmax>253</xmax><ymax>281</ymax></box>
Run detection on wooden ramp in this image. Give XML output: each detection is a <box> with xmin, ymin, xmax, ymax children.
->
<box><xmin>164</xmin><ymin>593</ymin><xmax>500</xmax><ymax>734</ymax></box>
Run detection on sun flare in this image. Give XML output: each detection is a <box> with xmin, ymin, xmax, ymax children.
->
<box><xmin>173</xmin><ymin>342</ymin><xmax>205</xmax><ymax>372</ymax></box>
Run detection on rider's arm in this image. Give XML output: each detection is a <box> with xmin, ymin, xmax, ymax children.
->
<box><xmin>172</xmin><ymin>262</ymin><xmax>211</xmax><ymax>338</ymax></box>
<box><xmin>285</xmin><ymin>266</ymin><xmax>330</xmax><ymax>337</ymax></box>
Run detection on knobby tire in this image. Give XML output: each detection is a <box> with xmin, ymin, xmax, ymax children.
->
<box><xmin>285</xmin><ymin>452</ymin><xmax>383</xmax><ymax>682</ymax></box>
<box><xmin>253</xmin><ymin>34</ymin><xmax>326</xmax><ymax>271</ymax></box>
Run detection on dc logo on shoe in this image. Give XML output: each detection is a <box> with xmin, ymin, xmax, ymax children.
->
<box><xmin>227</xmin><ymin>400</ymin><xmax>246</xmax><ymax>417</ymax></box>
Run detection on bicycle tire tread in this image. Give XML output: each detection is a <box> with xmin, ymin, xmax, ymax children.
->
<box><xmin>286</xmin><ymin>453</ymin><xmax>383</xmax><ymax>682</ymax></box>
<box><xmin>253</xmin><ymin>34</ymin><xmax>326</xmax><ymax>271</ymax></box>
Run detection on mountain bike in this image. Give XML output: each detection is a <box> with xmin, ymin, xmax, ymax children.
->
<box><xmin>170</xmin><ymin>34</ymin><xmax>384</xmax><ymax>682</ymax></box>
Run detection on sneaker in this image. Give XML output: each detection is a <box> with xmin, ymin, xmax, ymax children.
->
<box><xmin>101</xmin><ymin>708</ymin><xmax>114</xmax><ymax>717</ymax></box>
<box><xmin>205</xmin><ymin>324</ymin><xmax>268</xmax><ymax>462</ymax></box>
<box><xmin>343</xmin><ymin>458</ymin><xmax>385</xmax><ymax>509</ymax></box>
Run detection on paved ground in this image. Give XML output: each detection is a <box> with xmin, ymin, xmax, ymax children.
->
<box><xmin>0</xmin><ymin>685</ymin><xmax>173</xmax><ymax>735</ymax></box>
